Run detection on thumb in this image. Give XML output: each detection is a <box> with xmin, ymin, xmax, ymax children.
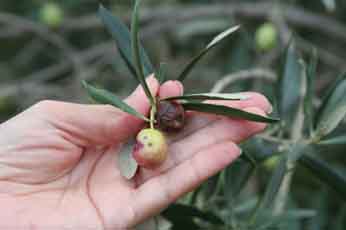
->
<box><xmin>37</xmin><ymin>76</ymin><xmax>159</xmax><ymax>146</ymax></box>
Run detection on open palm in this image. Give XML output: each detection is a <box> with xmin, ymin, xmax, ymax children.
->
<box><xmin>0</xmin><ymin>77</ymin><xmax>271</xmax><ymax>229</ymax></box>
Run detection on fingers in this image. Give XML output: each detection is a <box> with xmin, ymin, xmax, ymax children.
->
<box><xmin>132</xmin><ymin>141</ymin><xmax>241</xmax><ymax>222</ymax></box>
<box><xmin>138</xmin><ymin>107</ymin><xmax>266</xmax><ymax>182</ymax></box>
<box><xmin>168</xmin><ymin>107</ymin><xmax>266</xmax><ymax>163</ymax></box>
<box><xmin>158</xmin><ymin>80</ymin><xmax>184</xmax><ymax>99</ymax></box>
<box><xmin>35</xmin><ymin>76</ymin><xmax>159</xmax><ymax>146</ymax></box>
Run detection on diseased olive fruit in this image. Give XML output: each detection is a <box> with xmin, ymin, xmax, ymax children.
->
<box><xmin>132</xmin><ymin>128</ymin><xmax>168</xmax><ymax>169</ymax></box>
<box><xmin>155</xmin><ymin>100</ymin><xmax>185</xmax><ymax>132</ymax></box>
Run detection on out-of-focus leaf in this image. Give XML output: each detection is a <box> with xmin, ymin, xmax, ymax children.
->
<box><xmin>299</xmin><ymin>154</ymin><xmax>346</xmax><ymax>201</ymax></box>
<box><xmin>225</xmin><ymin>160</ymin><xmax>255</xmax><ymax>199</ymax></box>
<box><xmin>117</xmin><ymin>138</ymin><xmax>138</xmax><ymax>179</ymax></box>
<box><xmin>177</xmin><ymin>25</ymin><xmax>240</xmax><ymax>81</ymax></box>
<box><xmin>82</xmin><ymin>81</ymin><xmax>149</xmax><ymax>122</ymax></box>
<box><xmin>234</xmin><ymin>197</ymin><xmax>259</xmax><ymax>214</ymax></box>
<box><xmin>98</xmin><ymin>4</ymin><xmax>154</xmax><ymax>79</ymax></box>
<box><xmin>242</xmin><ymin>138</ymin><xmax>280</xmax><ymax>162</ymax></box>
<box><xmin>225</xmin><ymin>33</ymin><xmax>252</xmax><ymax>73</ymax></box>
<box><xmin>162</xmin><ymin>204</ymin><xmax>224</xmax><ymax>225</ymax></box>
<box><xmin>240</xmin><ymin>151</ymin><xmax>257</xmax><ymax>167</ymax></box>
<box><xmin>131</xmin><ymin>0</ymin><xmax>155</xmax><ymax>105</ymax></box>
<box><xmin>288</xmin><ymin>142</ymin><xmax>310</xmax><ymax>163</ymax></box>
<box><xmin>250</xmin><ymin>155</ymin><xmax>287</xmax><ymax>224</ymax></box>
<box><xmin>175</xmin><ymin>18</ymin><xmax>229</xmax><ymax>41</ymax></box>
<box><xmin>164</xmin><ymin>93</ymin><xmax>250</xmax><ymax>101</ymax></box>
<box><xmin>306</xmin><ymin>189</ymin><xmax>328</xmax><ymax>230</ymax></box>
<box><xmin>278</xmin><ymin>42</ymin><xmax>303</xmax><ymax>124</ymax></box>
<box><xmin>315</xmin><ymin>73</ymin><xmax>346</xmax><ymax>137</ymax></box>
<box><xmin>262</xmin><ymin>143</ymin><xmax>308</xmax><ymax>205</ymax></box>
<box><xmin>250</xmin><ymin>143</ymin><xmax>309</xmax><ymax>225</ymax></box>
<box><xmin>224</xmin><ymin>160</ymin><xmax>255</xmax><ymax>226</ymax></box>
<box><xmin>304</xmin><ymin>50</ymin><xmax>318</xmax><ymax>136</ymax></box>
<box><xmin>181</xmin><ymin>102</ymin><xmax>279</xmax><ymax>123</ymax></box>
<box><xmin>257</xmin><ymin>209</ymin><xmax>315</xmax><ymax>230</ymax></box>
<box><xmin>335</xmin><ymin>205</ymin><xmax>346</xmax><ymax>230</ymax></box>
<box><xmin>315</xmin><ymin>73</ymin><xmax>346</xmax><ymax>123</ymax></box>
<box><xmin>156</xmin><ymin>62</ymin><xmax>167</xmax><ymax>84</ymax></box>
<box><xmin>318</xmin><ymin>135</ymin><xmax>346</xmax><ymax>145</ymax></box>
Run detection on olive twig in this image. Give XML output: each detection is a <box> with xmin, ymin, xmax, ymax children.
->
<box><xmin>149</xmin><ymin>103</ymin><xmax>157</xmax><ymax>129</ymax></box>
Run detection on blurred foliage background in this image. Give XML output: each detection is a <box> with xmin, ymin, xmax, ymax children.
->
<box><xmin>1</xmin><ymin>0</ymin><xmax>346</xmax><ymax>229</ymax></box>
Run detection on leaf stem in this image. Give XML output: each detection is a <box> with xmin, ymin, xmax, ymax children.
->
<box><xmin>149</xmin><ymin>102</ymin><xmax>157</xmax><ymax>129</ymax></box>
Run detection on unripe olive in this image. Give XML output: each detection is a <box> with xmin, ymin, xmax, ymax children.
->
<box><xmin>263</xmin><ymin>155</ymin><xmax>280</xmax><ymax>170</ymax></box>
<box><xmin>156</xmin><ymin>100</ymin><xmax>185</xmax><ymax>132</ymax></box>
<box><xmin>255</xmin><ymin>22</ymin><xmax>278</xmax><ymax>52</ymax></box>
<box><xmin>39</xmin><ymin>3</ymin><xmax>64</xmax><ymax>28</ymax></box>
<box><xmin>133</xmin><ymin>129</ymin><xmax>168</xmax><ymax>169</ymax></box>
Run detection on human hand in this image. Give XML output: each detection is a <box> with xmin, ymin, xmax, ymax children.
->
<box><xmin>0</xmin><ymin>76</ymin><xmax>272</xmax><ymax>229</ymax></box>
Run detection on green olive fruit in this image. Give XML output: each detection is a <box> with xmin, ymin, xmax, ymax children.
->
<box><xmin>39</xmin><ymin>3</ymin><xmax>64</xmax><ymax>27</ymax></box>
<box><xmin>255</xmin><ymin>22</ymin><xmax>278</xmax><ymax>52</ymax></box>
<box><xmin>263</xmin><ymin>155</ymin><xmax>280</xmax><ymax>170</ymax></box>
<box><xmin>133</xmin><ymin>129</ymin><xmax>168</xmax><ymax>169</ymax></box>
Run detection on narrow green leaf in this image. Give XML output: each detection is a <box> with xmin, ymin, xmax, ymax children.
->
<box><xmin>98</xmin><ymin>4</ymin><xmax>154</xmax><ymax>79</ymax></box>
<box><xmin>164</xmin><ymin>93</ymin><xmax>250</xmax><ymax>101</ymax></box>
<box><xmin>318</xmin><ymin>135</ymin><xmax>346</xmax><ymax>145</ymax></box>
<box><xmin>181</xmin><ymin>102</ymin><xmax>279</xmax><ymax>123</ymax></box>
<box><xmin>156</xmin><ymin>62</ymin><xmax>168</xmax><ymax>84</ymax></box>
<box><xmin>315</xmin><ymin>73</ymin><xmax>346</xmax><ymax>126</ymax></box>
<box><xmin>299</xmin><ymin>153</ymin><xmax>346</xmax><ymax>201</ymax></box>
<box><xmin>278</xmin><ymin>41</ymin><xmax>303</xmax><ymax>123</ymax></box>
<box><xmin>315</xmin><ymin>73</ymin><xmax>346</xmax><ymax>137</ymax></box>
<box><xmin>131</xmin><ymin>0</ymin><xmax>155</xmax><ymax>105</ymax></box>
<box><xmin>304</xmin><ymin>50</ymin><xmax>318</xmax><ymax>136</ymax></box>
<box><xmin>242</xmin><ymin>137</ymin><xmax>280</xmax><ymax>162</ymax></box>
<box><xmin>118</xmin><ymin>138</ymin><xmax>138</xmax><ymax>179</ymax></box>
<box><xmin>82</xmin><ymin>81</ymin><xmax>149</xmax><ymax>122</ymax></box>
<box><xmin>241</xmin><ymin>151</ymin><xmax>257</xmax><ymax>167</ymax></box>
<box><xmin>177</xmin><ymin>25</ymin><xmax>240</xmax><ymax>81</ymax></box>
